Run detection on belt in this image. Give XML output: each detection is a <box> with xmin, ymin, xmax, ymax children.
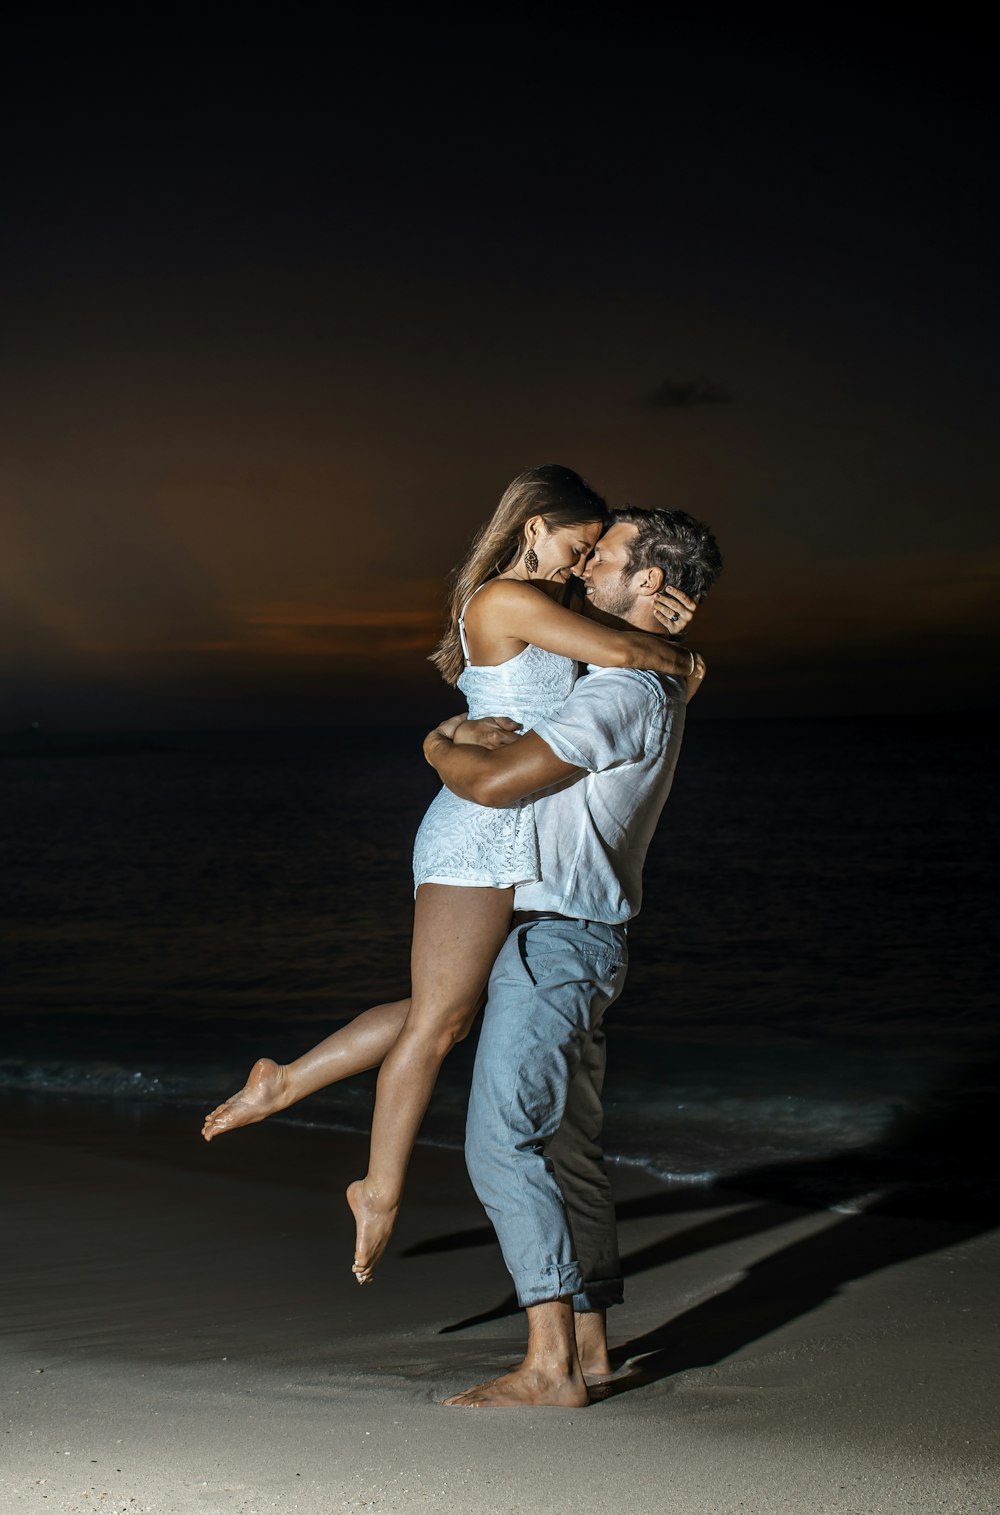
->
<box><xmin>512</xmin><ymin>909</ymin><xmax>625</xmax><ymax>932</ymax></box>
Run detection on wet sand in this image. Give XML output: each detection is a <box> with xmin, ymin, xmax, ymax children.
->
<box><xmin>2</xmin><ymin>1097</ymin><xmax>997</xmax><ymax>1514</ymax></box>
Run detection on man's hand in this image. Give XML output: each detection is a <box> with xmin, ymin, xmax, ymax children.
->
<box><xmin>453</xmin><ymin>716</ymin><xmax>523</xmax><ymax>750</ymax></box>
<box><xmin>652</xmin><ymin>584</ymin><xmax>698</xmax><ymax>635</ymax></box>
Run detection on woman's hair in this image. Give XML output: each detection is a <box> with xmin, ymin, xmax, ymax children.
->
<box><xmin>430</xmin><ymin>464</ymin><xmax>610</xmax><ymax>685</ymax></box>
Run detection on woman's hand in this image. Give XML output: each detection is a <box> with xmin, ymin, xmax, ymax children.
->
<box><xmin>434</xmin><ymin>714</ymin><xmax>470</xmax><ymax>742</ymax></box>
<box><xmin>652</xmin><ymin>585</ymin><xmax>698</xmax><ymax>635</ymax></box>
<box><xmin>453</xmin><ymin>716</ymin><xmax>523</xmax><ymax>750</ymax></box>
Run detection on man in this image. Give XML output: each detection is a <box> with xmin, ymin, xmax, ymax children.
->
<box><xmin>422</xmin><ymin>507</ymin><xmax>723</xmax><ymax>1408</ymax></box>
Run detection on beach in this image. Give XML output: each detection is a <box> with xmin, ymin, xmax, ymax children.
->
<box><xmin>3</xmin><ymin>1098</ymin><xmax>997</xmax><ymax>1515</ymax></box>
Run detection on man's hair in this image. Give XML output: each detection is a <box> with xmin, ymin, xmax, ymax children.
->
<box><xmin>613</xmin><ymin>507</ymin><xmax>723</xmax><ymax>600</ymax></box>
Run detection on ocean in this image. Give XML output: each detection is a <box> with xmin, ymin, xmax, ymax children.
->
<box><xmin>1</xmin><ymin>715</ymin><xmax>995</xmax><ymax>1217</ymax></box>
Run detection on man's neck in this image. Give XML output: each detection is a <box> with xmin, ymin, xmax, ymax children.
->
<box><xmin>586</xmin><ymin>601</ymin><xmax>658</xmax><ymax>636</ymax></box>
<box><xmin>620</xmin><ymin>602</ymin><xmax>658</xmax><ymax>635</ymax></box>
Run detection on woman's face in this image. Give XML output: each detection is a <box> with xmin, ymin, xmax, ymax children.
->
<box><xmin>531</xmin><ymin>519</ymin><xmax>604</xmax><ymax>583</ymax></box>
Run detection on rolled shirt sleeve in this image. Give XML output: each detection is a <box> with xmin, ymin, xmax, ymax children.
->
<box><xmin>532</xmin><ymin>667</ymin><xmax>675</xmax><ymax>773</ymax></box>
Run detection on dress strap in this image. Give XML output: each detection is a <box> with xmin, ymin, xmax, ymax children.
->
<box><xmin>457</xmin><ymin>582</ymin><xmax>490</xmax><ymax>664</ymax></box>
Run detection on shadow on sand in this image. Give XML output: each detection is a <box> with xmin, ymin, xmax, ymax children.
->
<box><xmin>406</xmin><ymin>1056</ymin><xmax>1000</xmax><ymax>1396</ymax></box>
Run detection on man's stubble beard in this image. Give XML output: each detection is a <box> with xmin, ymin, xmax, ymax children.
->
<box><xmin>590</xmin><ymin>575</ymin><xmax>637</xmax><ymax>621</ymax></box>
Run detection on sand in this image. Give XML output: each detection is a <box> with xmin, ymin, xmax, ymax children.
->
<box><xmin>2</xmin><ymin>1097</ymin><xmax>997</xmax><ymax>1515</ymax></box>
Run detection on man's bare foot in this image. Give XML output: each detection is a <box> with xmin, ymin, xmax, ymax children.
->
<box><xmin>579</xmin><ymin>1361</ymin><xmax>616</xmax><ymax>1384</ymax></box>
<box><xmin>347</xmin><ymin>1179</ymin><xmax>399</xmax><ymax>1284</ymax></box>
<box><xmin>575</xmin><ymin>1310</ymin><xmax>613</xmax><ymax>1382</ymax></box>
<box><xmin>201</xmin><ymin>1058</ymin><xmax>290</xmax><ymax>1141</ymax></box>
<box><xmin>442</xmin><ymin>1363</ymin><xmax>589</xmax><ymax>1409</ymax></box>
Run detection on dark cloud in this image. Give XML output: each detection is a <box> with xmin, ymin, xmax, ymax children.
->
<box><xmin>646</xmin><ymin>378</ymin><xmax>734</xmax><ymax>409</ymax></box>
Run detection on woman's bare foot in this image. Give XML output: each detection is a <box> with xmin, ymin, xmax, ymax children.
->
<box><xmin>347</xmin><ymin>1178</ymin><xmax>399</xmax><ymax>1284</ymax></box>
<box><xmin>442</xmin><ymin>1363</ymin><xmax>589</xmax><ymax>1409</ymax></box>
<box><xmin>201</xmin><ymin>1058</ymin><xmax>290</xmax><ymax>1141</ymax></box>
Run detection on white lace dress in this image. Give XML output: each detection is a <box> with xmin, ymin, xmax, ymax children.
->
<box><xmin>412</xmin><ymin>607</ymin><xmax>578</xmax><ymax>890</ymax></box>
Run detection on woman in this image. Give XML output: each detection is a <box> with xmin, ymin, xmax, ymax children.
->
<box><xmin>202</xmin><ymin>465</ymin><xmax>700</xmax><ymax>1282</ymax></box>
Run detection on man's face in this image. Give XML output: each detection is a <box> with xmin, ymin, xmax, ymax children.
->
<box><xmin>580</xmin><ymin>523</ymin><xmax>642</xmax><ymax>618</ymax></box>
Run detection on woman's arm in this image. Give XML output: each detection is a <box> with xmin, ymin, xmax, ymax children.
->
<box><xmin>681</xmin><ymin>654</ymin><xmax>707</xmax><ymax>703</ymax></box>
<box><xmin>472</xmin><ymin>579</ymin><xmax>698</xmax><ymax>677</ymax></box>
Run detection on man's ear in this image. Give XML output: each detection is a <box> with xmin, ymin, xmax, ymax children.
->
<box><xmin>634</xmin><ymin>565</ymin><xmax>665</xmax><ymax>597</ymax></box>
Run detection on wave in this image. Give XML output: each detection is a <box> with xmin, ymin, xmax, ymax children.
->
<box><xmin>1</xmin><ymin>1053</ymin><xmax>966</xmax><ymax>1218</ymax></box>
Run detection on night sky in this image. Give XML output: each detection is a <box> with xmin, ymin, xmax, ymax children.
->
<box><xmin>3</xmin><ymin>16</ymin><xmax>997</xmax><ymax>729</ymax></box>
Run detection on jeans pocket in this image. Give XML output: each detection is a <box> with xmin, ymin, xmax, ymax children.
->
<box><xmin>515</xmin><ymin>924</ymin><xmax>540</xmax><ymax>986</ymax></box>
<box><xmin>523</xmin><ymin>948</ymin><xmax>625</xmax><ymax>992</ymax></box>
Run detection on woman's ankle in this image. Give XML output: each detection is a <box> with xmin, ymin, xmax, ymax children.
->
<box><xmin>357</xmin><ymin>1176</ymin><xmax>400</xmax><ymax>1214</ymax></box>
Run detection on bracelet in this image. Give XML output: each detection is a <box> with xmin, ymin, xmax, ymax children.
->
<box><xmin>686</xmin><ymin>649</ymin><xmax>696</xmax><ymax>676</ymax></box>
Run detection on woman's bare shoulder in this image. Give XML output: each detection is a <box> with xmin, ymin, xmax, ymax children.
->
<box><xmin>471</xmin><ymin>578</ymin><xmax>566</xmax><ymax>607</ymax></box>
<box><xmin>465</xmin><ymin>577</ymin><xmax>546</xmax><ymax>615</ymax></box>
<box><xmin>463</xmin><ymin>578</ymin><xmax>573</xmax><ymax>647</ymax></box>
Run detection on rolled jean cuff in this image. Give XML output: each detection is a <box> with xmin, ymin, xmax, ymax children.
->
<box><xmin>515</xmin><ymin>1260</ymin><xmax>584</xmax><ymax>1309</ymax></box>
<box><xmin>571</xmin><ymin>1276</ymin><xmax>624</xmax><ymax>1313</ymax></box>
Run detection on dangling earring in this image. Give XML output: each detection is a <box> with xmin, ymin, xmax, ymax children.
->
<box><xmin>524</xmin><ymin>546</ymin><xmax>539</xmax><ymax>576</ymax></box>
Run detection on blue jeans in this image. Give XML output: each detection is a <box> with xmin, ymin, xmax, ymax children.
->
<box><xmin>465</xmin><ymin>917</ymin><xmax>628</xmax><ymax>1311</ymax></box>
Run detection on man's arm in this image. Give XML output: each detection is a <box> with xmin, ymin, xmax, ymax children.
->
<box><xmin>424</xmin><ymin>717</ymin><xmax>582</xmax><ymax>807</ymax></box>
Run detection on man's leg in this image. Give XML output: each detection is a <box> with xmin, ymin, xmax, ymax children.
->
<box><xmin>548</xmin><ymin>1024</ymin><xmax>624</xmax><ymax>1379</ymax></box>
<box><xmin>573</xmin><ymin>1310</ymin><xmax>612</xmax><ymax>1379</ymax></box>
<box><xmin>448</xmin><ymin>918</ymin><xmax>626</xmax><ymax>1407</ymax></box>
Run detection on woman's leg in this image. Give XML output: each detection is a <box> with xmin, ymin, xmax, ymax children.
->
<box><xmin>201</xmin><ymin>996</ymin><xmax>412</xmax><ymax>1141</ymax></box>
<box><xmin>348</xmin><ymin>882</ymin><xmax>513</xmax><ymax>1282</ymax></box>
